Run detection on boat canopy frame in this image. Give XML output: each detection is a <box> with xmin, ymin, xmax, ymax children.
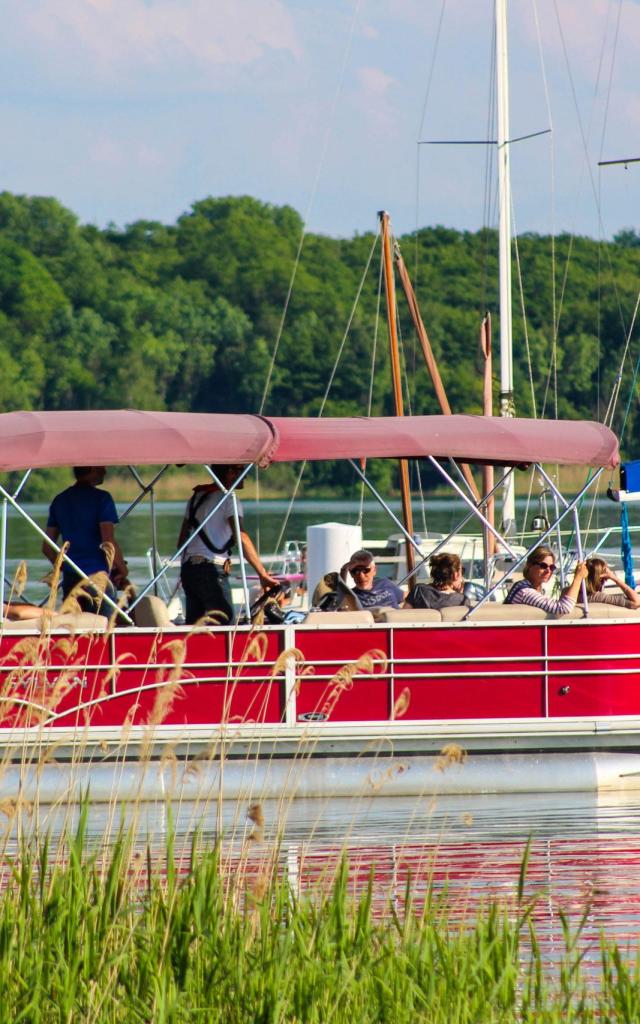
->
<box><xmin>0</xmin><ymin>410</ymin><xmax>619</xmax><ymax>622</ymax></box>
<box><xmin>350</xmin><ymin>456</ymin><xmax>601</xmax><ymax>614</ymax></box>
<box><xmin>0</xmin><ymin>458</ymin><xmax>605</xmax><ymax>623</ymax></box>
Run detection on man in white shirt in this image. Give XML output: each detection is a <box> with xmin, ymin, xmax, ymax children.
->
<box><xmin>177</xmin><ymin>464</ymin><xmax>278</xmax><ymax>625</ymax></box>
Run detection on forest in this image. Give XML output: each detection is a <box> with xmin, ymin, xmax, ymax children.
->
<box><xmin>0</xmin><ymin>190</ymin><xmax>638</xmax><ymax>495</ymax></box>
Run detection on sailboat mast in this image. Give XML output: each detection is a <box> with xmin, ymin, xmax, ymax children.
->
<box><xmin>495</xmin><ymin>0</ymin><xmax>516</xmax><ymax>535</ymax></box>
<box><xmin>379</xmin><ymin>211</ymin><xmax>416</xmax><ymax>582</ymax></box>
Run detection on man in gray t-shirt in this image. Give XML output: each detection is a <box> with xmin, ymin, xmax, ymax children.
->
<box><xmin>340</xmin><ymin>549</ymin><xmax>404</xmax><ymax>609</ymax></box>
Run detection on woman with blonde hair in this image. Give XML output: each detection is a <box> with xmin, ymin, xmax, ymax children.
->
<box><xmin>585</xmin><ymin>557</ymin><xmax>640</xmax><ymax>609</ymax></box>
<box><xmin>504</xmin><ymin>545</ymin><xmax>587</xmax><ymax>616</ymax></box>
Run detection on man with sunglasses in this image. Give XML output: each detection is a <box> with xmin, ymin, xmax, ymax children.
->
<box><xmin>504</xmin><ymin>545</ymin><xmax>587</xmax><ymax>615</ymax></box>
<box><xmin>339</xmin><ymin>549</ymin><xmax>403</xmax><ymax>609</ymax></box>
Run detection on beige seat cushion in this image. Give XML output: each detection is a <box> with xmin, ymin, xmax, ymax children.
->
<box><xmin>578</xmin><ymin>603</ymin><xmax>640</xmax><ymax>619</ymax></box>
<box><xmin>380</xmin><ymin>608</ymin><xmax>443</xmax><ymax>623</ymax></box>
<box><xmin>132</xmin><ymin>595</ymin><xmax>172</xmax><ymax>627</ymax></box>
<box><xmin>304</xmin><ymin>610</ymin><xmax>375</xmax><ymax>625</ymax></box>
<box><xmin>1</xmin><ymin>612</ymin><xmax>109</xmax><ymax>633</ymax></box>
<box><xmin>438</xmin><ymin>606</ymin><xmax>472</xmax><ymax>622</ymax></box>
<box><xmin>444</xmin><ymin>603</ymin><xmax>547</xmax><ymax>622</ymax></box>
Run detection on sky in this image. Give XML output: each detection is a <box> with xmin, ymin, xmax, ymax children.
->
<box><xmin>0</xmin><ymin>0</ymin><xmax>639</xmax><ymax>240</ymax></box>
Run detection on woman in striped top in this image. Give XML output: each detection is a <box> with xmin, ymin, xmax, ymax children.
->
<box><xmin>504</xmin><ymin>545</ymin><xmax>587</xmax><ymax>616</ymax></box>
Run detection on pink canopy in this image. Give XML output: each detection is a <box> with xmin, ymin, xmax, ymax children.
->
<box><xmin>0</xmin><ymin>410</ymin><xmax>279</xmax><ymax>471</ymax></box>
<box><xmin>269</xmin><ymin>414</ymin><xmax>619</xmax><ymax>469</ymax></box>
<box><xmin>0</xmin><ymin>409</ymin><xmax>619</xmax><ymax>471</ymax></box>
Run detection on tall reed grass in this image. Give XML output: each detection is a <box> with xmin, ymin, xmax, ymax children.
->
<box><xmin>0</xmin><ymin>562</ymin><xmax>639</xmax><ymax>1021</ymax></box>
<box><xmin>0</xmin><ymin>811</ymin><xmax>636</xmax><ymax>1023</ymax></box>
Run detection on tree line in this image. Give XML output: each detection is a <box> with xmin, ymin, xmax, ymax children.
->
<box><xmin>0</xmin><ymin>191</ymin><xmax>638</xmax><ymax>495</ymax></box>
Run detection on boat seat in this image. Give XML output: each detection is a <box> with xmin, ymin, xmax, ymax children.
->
<box><xmin>379</xmin><ymin>608</ymin><xmax>442</xmax><ymax>623</ymax></box>
<box><xmin>303</xmin><ymin>610</ymin><xmax>375</xmax><ymax>625</ymax></box>
<box><xmin>0</xmin><ymin>612</ymin><xmax>109</xmax><ymax>633</ymax></box>
<box><xmin>442</xmin><ymin>604</ymin><xmax>548</xmax><ymax>622</ymax></box>
<box><xmin>131</xmin><ymin>595</ymin><xmax>172</xmax><ymax>627</ymax></box>
<box><xmin>439</xmin><ymin>606</ymin><xmax>475</xmax><ymax>622</ymax></box>
<box><xmin>578</xmin><ymin>603</ymin><xmax>640</xmax><ymax>619</ymax></box>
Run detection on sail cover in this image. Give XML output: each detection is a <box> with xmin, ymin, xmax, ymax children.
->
<box><xmin>0</xmin><ymin>409</ymin><xmax>619</xmax><ymax>471</ymax></box>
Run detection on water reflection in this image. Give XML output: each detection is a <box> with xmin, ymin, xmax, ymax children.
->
<box><xmin>7</xmin><ymin>790</ymin><xmax>640</xmax><ymax>957</ymax></box>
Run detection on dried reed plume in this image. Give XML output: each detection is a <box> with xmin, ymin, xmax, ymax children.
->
<box><xmin>434</xmin><ymin>743</ymin><xmax>467</xmax><ymax>773</ymax></box>
<box><xmin>146</xmin><ymin>639</ymin><xmax>187</xmax><ymax>727</ymax></box>
<box><xmin>393</xmin><ymin>687</ymin><xmax>411</xmax><ymax>719</ymax></box>
<box><xmin>99</xmin><ymin>540</ymin><xmax>116</xmax><ymax>572</ymax></box>
<box><xmin>45</xmin><ymin>542</ymin><xmax>68</xmax><ymax>611</ymax></box>
<box><xmin>367</xmin><ymin>761</ymin><xmax>408</xmax><ymax>793</ymax></box>
<box><xmin>12</xmin><ymin>561</ymin><xmax>28</xmax><ymax>599</ymax></box>
<box><xmin>321</xmin><ymin>648</ymin><xmax>386</xmax><ymax>719</ymax></box>
<box><xmin>247</xmin><ymin>802</ymin><xmax>265</xmax><ymax>843</ymax></box>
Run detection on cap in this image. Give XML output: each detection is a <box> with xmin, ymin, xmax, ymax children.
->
<box><xmin>346</xmin><ymin>549</ymin><xmax>374</xmax><ymax>571</ymax></box>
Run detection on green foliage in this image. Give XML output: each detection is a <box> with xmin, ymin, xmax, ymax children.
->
<box><xmin>0</xmin><ymin>822</ymin><xmax>636</xmax><ymax>1022</ymax></box>
<box><xmin>0</xmin><ymin>192</ymin><xmax>639</xmax><ymax>492</ymax></box>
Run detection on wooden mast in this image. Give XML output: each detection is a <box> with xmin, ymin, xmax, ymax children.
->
<box><xmin>379</xmin><ymin>211</ymin><xmax>415</xmax><ymax>583</ymax></box>
<box><xmin>393</xmin><ymin>243</ymin><xmax>480</xmax><ymax>503</ymax></box>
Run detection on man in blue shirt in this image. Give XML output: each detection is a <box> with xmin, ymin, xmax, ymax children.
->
<box><xmin>43</xmin><ymin>466</ymin><xmax>129</xmax><ymax>613</ymax></box>
<box><xmin>340</xmin><ymin>549</ymin><xmax>404</xmax><ymax>609</ymax></box>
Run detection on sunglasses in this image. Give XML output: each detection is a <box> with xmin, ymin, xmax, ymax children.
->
<box><xmin>532</xmin><ymin>561</ymin><xmax>556</xmax><ymax>572</ymax></box>
<box><xmin>351</xmin><ymin>566</ymin><xmax>373</xmax><ymax>575</ymax></box>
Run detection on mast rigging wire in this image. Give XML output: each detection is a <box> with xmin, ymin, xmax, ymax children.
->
<box><xmin>358</xmin><ymin>256</ymin><xmax>384</xmax><ymax>527</ymax></box>
<box><xmin>269</xmin><ymin>230</ymin><xmax>381</xmax><ymax>559</ymax></box>
<box><xmin>259</xmin><ymin>0</ymin><xmax>364</xmax><ymax>417</ymax></box>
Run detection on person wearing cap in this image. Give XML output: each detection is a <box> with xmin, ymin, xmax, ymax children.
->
<box><xmin>339</xmin><ymin>549</ymin><xmax>403</xmax><ymax>609</ymax></box>
<box><xmin>177</xmin><ymin>464</ymin><xmax>279</xmax><ymax>625</ymax></box>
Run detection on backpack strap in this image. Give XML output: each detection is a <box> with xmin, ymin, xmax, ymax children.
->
<box><xmin>187</xmin><ymin>492</ymin><xmax>234</xmax><ymax>557</ymax></box>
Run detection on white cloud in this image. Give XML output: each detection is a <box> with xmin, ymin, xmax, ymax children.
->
<box><xmin>10</xmin><ymin>0</ymin><xmax>302</xmax><ymax>92</ymax></box>
<box><xmin>352</xmin><ymin>65</ymin><xmax>397</xmax><ymax>133</ymax></box>
<box><xmin>89</xmin><ymin>133</ymin><xmax>164</xmax><ymax>171</ymax></box>
<box><xmin>357</xmin><ymin>66</ymin><xmax>393</xmax><ymax>98</ymax></box>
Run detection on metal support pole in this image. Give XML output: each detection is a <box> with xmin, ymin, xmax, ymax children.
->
<box><xmin>150</xmin><ymin>488</ymin><xmax>159</xmax><ymax>596</ymax></box>
<box><xmin>120</xmin><ymin>465</ymin><xmax>170</xmax><ymax>521</ymax></box>
<box><xmin>126</xmin><ymin>464</ymin><xmax>161</xmax><ymax>594</ymax></box>
<box><xmin>428</xmin><ymin>457</ymin><xmax>519</xmax><ymax>558</ymax></box>
<box><xmin>397</xmin><ymin>471</ymin><xmax>511</xmax><ymax>587</ymax></box>
<box><xmin>13</xmin><ymin>470</ymin><xmax>31</xmax><ymax>500</ymax></box>
<box><xmin>348</xmin><ymin>460</ymin><xmax>423</xmax><ymax>559</ymax></box>
<box><xmin>127</xmin><ymin>465</ymin><xmax>253</xmax><ymax>613</ymax></box>
<box><xmin>466</xmin><ymin>467</ymin><xmax>603</xmax><ymax>617</ymax></box>
<box><xmin>536</xmin><ymin>462</ymin><xmax>585</xmax><ymax>598</ymax></box>
<box><xmin>0</xmin><ymin>484</ymin><xmax>133</xmax><ymax>624</ymax></box>
<box><xmin>230</xmin><ymin>493</ymin><xmax>251</xmax><ymax>621</ymax></box>
<box><xmin>0</xmin><ymin>499</ymin><xmax>7</xmax><ymax>615</ymax></box>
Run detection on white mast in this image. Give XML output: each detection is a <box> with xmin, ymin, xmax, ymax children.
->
<box><xmin>495</xmin><ymin>0</ymin><xmax>516</xmax><ymax>535</ymax></box>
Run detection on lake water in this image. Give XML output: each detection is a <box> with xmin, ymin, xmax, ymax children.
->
<box><xmin>4</xmin><ymin>494</ymin><xmax>639</xmax><ymax>603</ymax></box>
<box><xmin>9</xmin><ymin>788</ymin><xmax>640</xmax><ymax>968</ymax></box>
